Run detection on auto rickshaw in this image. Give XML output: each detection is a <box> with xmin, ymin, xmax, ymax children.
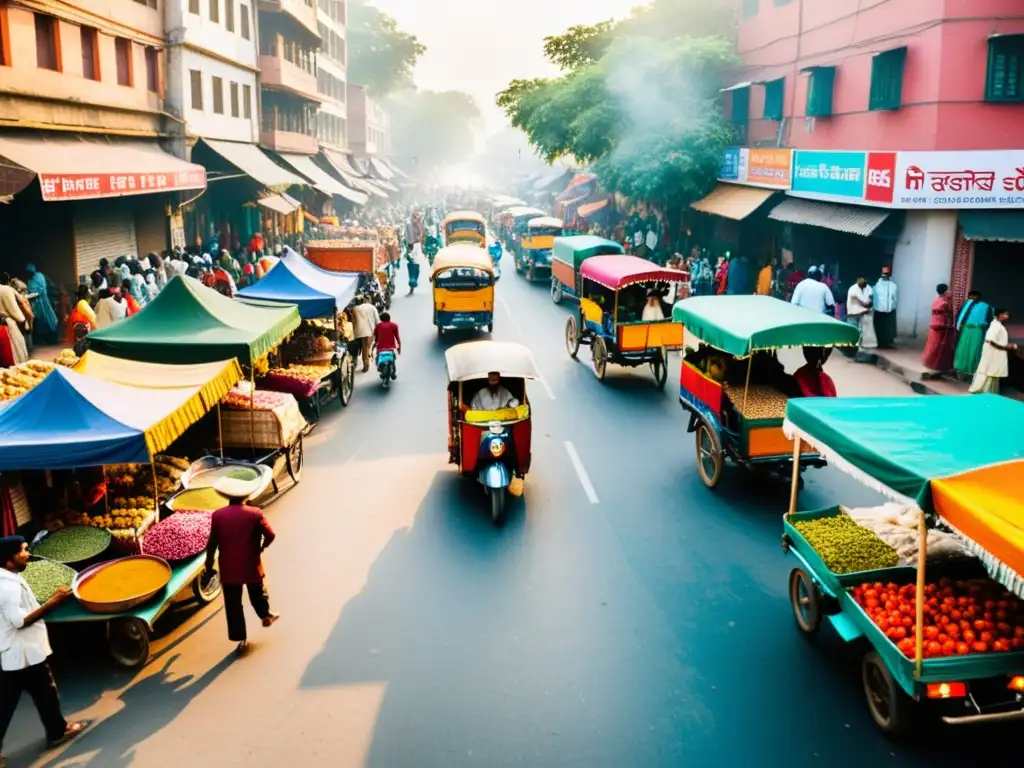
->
<box><xmin>442</xmin><ymin>211</ymin><xmax>487</xmax><ymax>248</ymax></box>
<box><xmin>550</xmin><ymin>235</ymin><xmax>625</xmax><ymax>304</ymax></box>
<box><xmin>431</xmin><ymin>245</ymin><xmax>496</xmax><ymax>337</ymax></box>
<box><xmin>498</xmin><ymin>206</ymin><xmax>546</xmax><ymax>253</ymax></box>
<box><xmin>514</xmin><ymin>216</ymin><xmax>563</xmax><ymax>281</ymax></box>
<box><xmin>565</xmin><ymin>255</ymin><xmax>687</xmax><ymax>388</ymax></box>
<box><xmin>671</xmin><ymin>295</ymin><xmax>859</xmax><ymax>489</ymax></box>
<box><xmin>445</xmin><ymin>340</ymin><xmax>539</xmax><ymax>525</ymax></box>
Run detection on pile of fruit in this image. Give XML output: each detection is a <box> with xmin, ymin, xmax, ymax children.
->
<box><xmin>142</xmin><ymin>511</ymin><xmax>214</xmax><ymax>561</ymax></box>
<box><xmin>0</xmin><ymin>360</ymin><xmax>53</xmax><ymax>400</ymax></box>
<box><xmin>270</xmin><ymin>364</ymin><xmax>334</xmax><ymax>383</ymax></box>
<box><xmin>307</xmin><ymin>237</ymin><xmax>377</xmax><ymax>249</ymax></box>
<box><xmin>851</xmin><ymin>577</ymin><xmax>1024</xmax><ymax>657</ymax></box>
<box><xmin>224</xmin><ymin>384</ymin><xmax>290</xmax><ymax>410</ymax></box>
<box><xmin>31</xmin><ymin>525</ymin><xmax>111</xmax><ymax>564</ymax></box>
<box><xmin>793</xmin><ymin>514</ymin><xmax>900</xmax><ymax>574</ymax></box>
<box><xmin>23</xmin><ymin>559</ymin><xmax>76</xmax><ymax>604</ymax></box>
<box><xmin>722</xmin><ymin>383</ymin><xmax>790</xmax><ymax>420</ymax></box>
<box><xmin>54</xmin><ymin>349</ymin><xmax>79</xmax><ymax>368</ymax></box>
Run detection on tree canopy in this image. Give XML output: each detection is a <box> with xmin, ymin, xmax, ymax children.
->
<box><xmin>386</xmin><ymin>90</ymin><xmax>482</xmax><ymax>172</ymax></box>
<box><xmin>348</xmin><ymin>0</ymin><xmax>426</xmax><ymax>96</ymax></box>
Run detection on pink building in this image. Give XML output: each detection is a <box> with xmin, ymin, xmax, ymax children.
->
<box><xmin>710</xmin><ymin>0</ymin><xmax>1024</xmax><ymax>341</ymax></box>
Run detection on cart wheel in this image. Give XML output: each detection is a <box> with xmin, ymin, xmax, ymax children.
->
<box><xmin>651</xmin><ymin>349</ymin><xmax>668</xmax><ymax>390</ymax></box>
<box><xmin>565</xmin><ymin>315</ymin><xmax>580</xmax><ymax>359</ymax></box>
<box><xmin>592</xmin><ymin>337</ymin><xmax>608</xmax><ymax>380</ymax></box>
<box><xmin>437</xmin><ymin>326</ymin><xmax>444</xmax><ymax>339</ymax></box>
<box><xmin>339</xmin><ymin>354</ymin><xmax>355</xmax><ymax>407</ymax></box>
<box><xmin>193</xmin><ymin>569</ymin><xmax>222</xmax><ymax>605</ymax></box>
<box><xmin>551</xmin><ymin>280</ymin><xmax>563</xmax><ymax>304</ymax></box>
<box><xmin>695</xmin><ymin>422</ymin><xmax>723</xmax><ymax>488</ymax></box>
<box><xmin>862</xmin><ymin>651</ymin><xmax>913</xmax><ymax>736</ymax></box>
<box><xmin>287</xmin><ymin>434</ymin><xmax>304</xmax><ymax>483</ymax></box>
<box><xmin>487</xmin><ymin>323</ymin><xmax>494</xmax><ymax>334</ymax></box>
<box><xmin>789</xmin><ymin>568</ymin><xmax>822</xmax><ymax>635</ymax></box>
<box><xmin>108</xmin><ymin>617</ymin><xmax>151</xmax><ymax>669</ymax></box>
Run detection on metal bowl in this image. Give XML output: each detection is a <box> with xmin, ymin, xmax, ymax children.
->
<box><xmin>72</xmin><ymin>555</ymin><xmax>172</xmax><ymax>614</ymax></box>
<box><xmin>180</xmin><ymin>457</ymin><xmax>272</xmax><ymax>495</ymax></box>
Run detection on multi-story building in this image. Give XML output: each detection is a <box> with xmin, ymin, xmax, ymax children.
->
<box><xmin>315</xmin><ymin>0</ymin><xmax>346</xmax><ymax>151</ymax></box>
<box><xmin>695</xmin><ymin>0</ymin><xmax>1024</xmax><ymax>337</ymax></box>
<box><xmin>346</xmin><ymin>83</ymin><xmax>401</xmax><ymax>186</ymax></box>
<box><xmin>0</xmin><ymin>0</ymin><xmax>206</xmax><ymax>294</ymax></box>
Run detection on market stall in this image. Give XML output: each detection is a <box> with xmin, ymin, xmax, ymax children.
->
<box><xmin>780</xmin><ymin>395</ymin><xmax>1024</xmax><ymax>733</ymax></box>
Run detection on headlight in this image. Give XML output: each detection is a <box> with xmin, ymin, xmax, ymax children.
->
<box><xmin>489</xmin><ymin>440</ymin><xmax>506</xmax><ymax>457</ymax></box>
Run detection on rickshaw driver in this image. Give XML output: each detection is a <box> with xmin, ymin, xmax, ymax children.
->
<box><xmin>470</xmin><ymin>371</ymin><xmax>519</xmax><ymax>411</ymax></box>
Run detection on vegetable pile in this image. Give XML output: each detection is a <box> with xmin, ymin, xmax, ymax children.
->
<box><xmin>31</xmin><ymin>526</ymin><xmax>111</xmax><ymax>564</ymax></box>
<box><xmin>852</xmin><ymin>577</ymin><xmax>1024</xmax><ymax>657</ymax></box>
<box><xmin>23</xmin><ymin>559</ymin><xmax>76</xmax><ymax>604</ymax></box>
<box><xmin>793</xmin><ymin>515</ymin><xmax>900</xmax><ymax>574</ymax></box>
<box><xmin>142</xmin><ymin>511</ymin><xmax>213</xmax><ymax>561</ymax></box>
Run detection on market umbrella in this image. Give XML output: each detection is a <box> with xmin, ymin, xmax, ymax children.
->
<box><xmin>238</xmin><ymin>252</ymin><xmax>358</xmax><ymax>319</ymax></box>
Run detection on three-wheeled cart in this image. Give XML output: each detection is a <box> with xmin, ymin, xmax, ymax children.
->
<box><xmin>549</xmin><ymin>235</ymin><xmax>623</xmax><ymax>304</ymax></box>
<box><xmin>781</xmin><ymin>395</ymin><xmax>1024</xmax><ymax>734</ymax></box>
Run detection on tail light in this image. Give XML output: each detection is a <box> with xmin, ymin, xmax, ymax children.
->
<box><xmin>1008</xmin><ymin>675</ymin><xmax>1024</xmax><ymax>692</ymax></box>
<box><xmin>926</xmin><ymin>682</ymin><xmax>967</xmax><ymax>699</ymax></box>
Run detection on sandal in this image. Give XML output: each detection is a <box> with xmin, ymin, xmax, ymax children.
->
<box><xmin>47</xmin><ymin>720</ymin><xmax>91</xmax><ymax>748</ymax></box>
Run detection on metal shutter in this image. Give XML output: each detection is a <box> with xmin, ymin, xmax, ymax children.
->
<box><xmin>73</xmin><ymin>199</ymin><xmax>138</xmax><ymax>280</ymax></box>
<box><xmin>134</xmin><ymin>198</ymin><xmax>169</xmax><ymax>257</ymax></box>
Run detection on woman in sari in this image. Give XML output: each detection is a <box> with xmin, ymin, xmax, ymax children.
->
<box><xmin>922</xmin><ymin>284</ymin><xmax>956</xmax><ymax>372</ymax></box>
<box><xmin>714</xmin><ymin>256</ymin><xmax>729</xmax><ymax>295</ymax></box>
<box><xmin>65</xmin><ymin>285</ymin><xmax>97</xmax><ymax>345</ymax></box>
<box><xmin>24</xmin><ymin>265</ymin><xmax>58</xmax><ymax>344</ymax></box>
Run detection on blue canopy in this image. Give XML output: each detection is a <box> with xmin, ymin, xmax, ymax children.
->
<box><xmin>237</xmin><ymin>250</ymin><xmax>359</xmax><ymax>319</ymax></box>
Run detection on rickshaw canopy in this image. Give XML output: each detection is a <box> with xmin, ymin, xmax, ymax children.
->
<box><xmin>431</xmin><ymin>245</ymin><xmax>495</xmax><ymax>277</ymax></box>
<box><xmin>784</xmin><ymin>395</ymin><xmax>1024</xmax><ymax>597</ymax></box>
<box><xmin>527</xmin><ymin>216</ymin><xmax>564</xmax><ymax>230</ymax></box>
<box><xmin>501</xmin><ymin>206</ymin><xmax>545</xmax><ymax>220</ymax></box>
<box><xmin>552</xmin><ymin>236</ymin><xmax>624</xmax><ymax>271</ymax></box>
<box><xmin>442</xmin><ymin>210</ymin><xmax>486</xmax><ymax>228</ymax></box>
<box><xmin>672</xmin><ymin>295</ymin><xmax>860</xmax><ymax>358</ymax></box>
<box><xmin>579</xmin><ymin>255</ymin><xmax>687</xmax><ymax>291</ymax></box>
<box><xmin>445</xmin><ymin>341</ymin><xmax>541</xmax><ymax>382</ymax></box>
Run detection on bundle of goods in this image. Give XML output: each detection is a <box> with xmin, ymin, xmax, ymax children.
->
<box><xmin>91</xmin><ymin>456</ymin><xmax>188</xmax><ymax>537</ymax></box>
<box><xmin>793</xmin><ymin>514</ymin><xmax>900</xmax><ymax>574</ymax></box>
<box><xmin>0</xmin><ymin>359</ymin><xmax>54</xmax><ymax>400</ymax></box>
<box><xmin>851</xmin><ymin>577</ymin><xmax>1024</xmax><ymax>657</ymax></box>
<box><xmin>54</xmin><ymin>349</ymin><xmax>80</xmax><ymax>368</ymax></box>
<box><xmin>308</xmin><ymin>237</ymin><xmax>377</xmax><ymax>250</ymax></box>
<box><xmin>31</xmin><ymin>525</ymin><xmax>111</xmax><ymax>564</ymax></box>
<box><xmin>224</xmin><ymin>382</ymin><xmax>290</xmax><ymax>410</ymax></box>
<box><xmin>142</xmin><ymin>511</ymin><xmax>213</xmax><ymax>562</ymax></box>
<box><xmin>23</xmin><ymin>559</ymin><xmax>76</xmax><ymax>603</ymax></box>
<box><xmin>721</xmin><ymin>383</ymin><xmax>789</xmax><ymax>420</ymax></box>
<box><xmin>279</xmin><ymin>325</ymin><xmax>330</xmax><ymax>363</ymax></box>
<box><xmin>846</xmin><ymin>503</ymin><xmax>970</xmax><ymax>566</ymax></box>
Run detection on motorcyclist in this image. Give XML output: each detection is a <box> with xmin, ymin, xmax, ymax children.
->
<box><xmin>373</xmin><ymin>311</ymin><xmax>401</xmax><ymax>379</ymax></box>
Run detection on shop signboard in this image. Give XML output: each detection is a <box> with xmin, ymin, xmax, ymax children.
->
<box><xmin>718</xmin><ymin>147</ymin><xmax>747</xmax><ymax>182</ymax></box>
<box><xmin>882</xmin><ymin>151</ymin><xmax>1024</xmax><ymax>209</ymax></box>
<box><xmin>38</xmin><ymin>169</ymin><xmax>208</xmax><ymax>202</ymax></box>
<box><xmin>745</xmin><ymin>148</ymin><xmax>792</xmax><ymax>188</ymax></box>
<box><xmin>790</xmin><ymin>151</ymin><xmax>867</xmax><ymax>201</ymax></box>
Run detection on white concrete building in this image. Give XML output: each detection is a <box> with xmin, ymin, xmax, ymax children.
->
<box><xmin>316</xmin><ymin>0</ymin><xmax>348</xmax><ymax>150</ymax></box>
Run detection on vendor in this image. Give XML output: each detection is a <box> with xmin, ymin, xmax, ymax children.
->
<box><xmin>794</xmin><ymin>347</ymin><xmax>837</xmax><ymax>398</ymax></box>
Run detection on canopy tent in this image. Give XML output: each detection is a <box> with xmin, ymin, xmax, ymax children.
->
<box><xmin>88</xmin><ymin>276</ymin><xmax>300</xmax><ymax>366</ymax></box>
<box><xmin>577</xmin><ymin>199</ymin><xmax>610</xmax><ymax>219</ymax></box>
<box><xmin>0</xmin><ymin>366</ymin><xmax>236</xmax><ymax>470</ymax></box>
<box><xmin>237</xmin><ymin>251</ymin><xmax>358</xmax><ymax>318</ymax></box>
<box><xmin>672</xmin><ymin>295</ymin><xmax>860</xmax><ymax>357</ymax></box>
<box><xmin>579</xmin><ymin>255</ymin><xmax>687</xmax><ymax>290</ymax></box>
<box><xmin>784</xmin><ymin>396</ymin><xmax>1024</xmax><ymax>597</ymax></box>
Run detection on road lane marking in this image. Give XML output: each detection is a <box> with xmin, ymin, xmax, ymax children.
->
<box><xmin>498</xmin><ymin>294</ymin><xmax>556</xmax><ymax>401</ymax></box>
<box><xmin>564</xmin><ymin>441</ymin><xmax>599</xmax><ymax>504</ymax></box>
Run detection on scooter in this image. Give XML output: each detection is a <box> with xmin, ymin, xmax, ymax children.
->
<box><xmin>488</xmin><ymin>241</ymin><xmax>503</xmax><ymax>282</ymax></box>
<box><xmin>377</xmin><ymin>349</ymin><xmax>397</xmax><ymax>389</ymax></box>
<box><xmin>477</xmin><ymin>421</ymin><xmax>515</xmax><ymax>525</ymax></box>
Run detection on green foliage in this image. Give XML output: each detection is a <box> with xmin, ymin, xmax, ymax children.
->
<box><xmin>348</xmin><ymin>0</ymin><xmax>426</xmax><ymax>96</ymax></box>
<box><xmin>542</xmin><ymin>21</ymin><xmax>616</xmax><ymax>71</ymax></box>
<box><xmin>386</xmin><ymin>90</ymin><xmax>482</xmax><ymax>171</ymax></box>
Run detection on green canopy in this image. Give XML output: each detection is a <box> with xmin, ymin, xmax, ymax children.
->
<box><xmin>88</xmin><ymin>276</ymin><xmax>300</xmax><ymax>366</ymax></box>
<box><xmin>672</xmin><ymin>295</ymin><xmax>859</xmax><ymax>357</ymax></box>
<box><xmin>552</xmin><ymin>236</ymin><xmax>624</xmax><ymax>271</ymax></box>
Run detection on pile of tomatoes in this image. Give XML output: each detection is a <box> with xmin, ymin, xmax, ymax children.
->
<box><xmin>851</xmin><ymin>577</ymin><xmax>1024</xmax><ymax>658</ymax></box>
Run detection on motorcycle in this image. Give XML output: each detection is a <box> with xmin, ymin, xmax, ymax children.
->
<box><xmin>424</xmin><ymin>235</ymin><xmax>440</xmax><ymax>266</ymax></box>
<box><xmin>477</xmin><ymin>422</ymin><xmax>516</xmax><ymax>524</ymax></box>
<box><xmin>377</xmin><ymin>349</ymin><xmax>397</xmax><ymax>389</ymax></box>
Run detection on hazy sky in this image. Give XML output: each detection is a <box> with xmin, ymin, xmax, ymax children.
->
<box><xmin>370</xmin><ymin>0</ymin><xmax>648</xmax><ymax>133</ymax></box>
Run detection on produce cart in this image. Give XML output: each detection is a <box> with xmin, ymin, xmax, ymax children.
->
<box><xmin>305</xmin><ymin>236</ymin><xmax>384</xmax><ymax>274</ymax></box>
<box><xmin>46</xmin><ymin>554</ymin><xmax>220</xmax><ymax>668</ymax></box>
<box><xmin>781</xmin><ymin>395</ymin><xmax>1024</xmax><ymax>734</ymax></box>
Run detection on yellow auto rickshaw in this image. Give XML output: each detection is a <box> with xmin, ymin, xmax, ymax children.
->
<box><xmin>442</xmin><ymin>210</ymin><xmax>487</xmax><ymax>248</ymax></box>
<box><xmin>514</xmin><ymin>216</ymin><xmax>563</xmax><ymax>281</ymax></box>
<box><xmin>431</xmin><ymin>245</ymin><xmax>496</xmax><ymax>337</ymax></box>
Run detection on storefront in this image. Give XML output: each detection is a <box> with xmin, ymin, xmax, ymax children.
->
<box><xmin>959</xmin><ymin>210</ymin><xmax>1024</xmax><ymax>324</ymax></box>
<box><xmin>689</xmin><ymin>182</ymin><xmax>779</xmax><ymax>263</ymax></box>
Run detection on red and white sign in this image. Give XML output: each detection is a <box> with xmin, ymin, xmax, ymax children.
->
<box><xmin>864</xmin><ymin>152</ymin><xmax>897</xmax><ymax>204</ymax></box>
<box><xmin>889</xmin><ymin>151</ymin><xmax>1024</xmax><ymax>209</ymax></box>
<box><xmin>38</xmin><ymin>169</ymin><xmax>207</xmax><ymax>201</ymax></box>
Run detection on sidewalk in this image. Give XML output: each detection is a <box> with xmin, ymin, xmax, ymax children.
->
<box><xmin>775</xmin><ymin>347</ymin><xmax>921</xmax><ymax>398</ymax></box>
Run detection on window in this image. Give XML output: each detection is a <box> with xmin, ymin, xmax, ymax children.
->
<box><xmin>115</xmin><ymin>38</ymin><xmax>133</xmax><ymax>86</ymax></box>
<box><xmin>0</xmin><ymin>7</ymin><xmax>9</xmax><ymax>67</ymax></box>
<box><xmin>243</xmin><ymin>83</ymin><xmax>252</xmax><ymax>118</ymax></box>
<box><xmin>144</xmin><ymin>46</ymin><xmax>158</xmax><ymax>92</ymax></box>
<box><xmin>762</xmin><ymin>77</ymin><xmax>784</xmax><ymax>120</ymax></box>
<box><xmin>868</xmin><ymin>46</ymin><xmax>906</xmax><ymax>111</ymax></box>
<box><xmin>225</xmin><ymin>0</ymin><xmax>235</xmax><ymax>32</ymax></box>
<box><xmin>210</xmin><ymin>0</ymin><xmax>219</xmax><ymax>23</ymax></box>
<box><xmin>190</xmin><ymin>68</ymin><xmax>203</xmax><ymax>109</ymax></box>
<box><xmin>230</xmin><ymin>81</ymin><xmax>239</xmax><ymax>116</ymax></box>
<box><xmin>212</xmin><ymin>75</ymin><xmax>224</xmax><ymax>113</ymax></box>
<box><xmin>742</xmin><ymin>0</ymin><xmax>758</xmax><ymax>18</ymax></box>
<box><xmin>189</xmin><ymin>0</ymin><xmax>200</xmax><ymax>12</ymax></box>
<box><xmin>729</xmin><ymin>86</ymin><xmax>750</xmax><ymax>125</ymax></box>
<box><xmin>81</xmin><ymin>26</ymin><xmax>99</xmax><ymax>80</ymax></box>
<box><xmin>805</xmin><ymin>66</ymin><xmax>835</xmax><ymax>117</ymax></box>
<box><xmin>35</xmin><ymin>14</ymin><xmax>61</xmax><ymax>72</ymax></box>
<box><xmin>240</xmin><ymin>5</ymin><xmax>250</xmax><ymax>40</ymax></box>
<box><xmin>985</xmin><ymin>35</ymin><xmax>1024</xmax><ymax>102</ymax></box>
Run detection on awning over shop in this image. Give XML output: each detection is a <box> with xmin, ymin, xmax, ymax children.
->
<box><xmin>257</xmin><ymin>194</ymin><xmax>300</xmax><ymax>215</ymax></box>
<box><xmin>202</xmin><ymin>139</ymin><xmax>305</xmax><ymax>191</ymax></box>
<box><xmin>237</xmin><ymin>250</ymin><xmax>358</xmax><ymax>319</ymax></box>
<box><xmin>322</xmin><ymin>149</ymin><xmax>388</xmax><ymax>198</ymax></box>
<box><xmin>690</xmin><ymin>184</ymin><xmax>776</xmax><ymax>220</ymax></box>
<box><xmin>381</xmin><ymin>158</ymin><xmax>408</xmax><ymax>179</ymax></box>
<box><xmin>959</xmin><ymin>211</ymin><xmax>1024</xmax><ymax>243</ymax></box>
<box><xmin>369</xmin><ymin>157</ymin><xmax>395</xmax><ymax>181</ymax></box>
<box><xmin>74</xmin><ymin>353</ymin><xmax>242</xmax><ymax>409</ymax></box>
<box><xmin>566</xmin><ymin>172</ymin><xmax>597</xmax><ymax>190</ymax></box>
<box><xmin>534</xmin><ymin>169</ymin><xmax>572</xmax><ymax>192</ymax></box>
<box><xmin>278</xmin><ymin>153</ymin><xmax>368</xmax><ymax>205</ymax></box>
<box><xmin>768</xmin><ymin>197</ymin><xmax>890</xmax><ymax>236</ymax></box>
<box><xmin>0</xmin><ymin>135</ymin><xmax>206</xmax><ymax>202</ymax></box>
<box><xmin>0</xmin><ymin>365</ymin><xmax>236</xmax><ymax>470</ymax></box>
<box><xmin>88</xmin><ymin>276</ymin><xmax>300</xmax><ymax>366</ymax></box>
<box><xmin>578</xmin><ymin>199</ymin><xmax>610</xmax><ymax>218</ymax></box>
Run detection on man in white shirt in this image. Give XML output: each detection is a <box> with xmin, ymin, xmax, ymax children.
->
<box><xmin>845</xmin><ymin>276</ymin><xmax>877</xmax><ymax>353</ymax></box>
<box><xmin>93</xmin><ymin>290</ymin><xmax>127</xmax><ymax>330</ymax></box>
<box><xmin>352</xmin><ymin>296</ymin><xmax>381</xmax><ymax>372</ymax></box>
<box><xmin>790</xmin><ymin>267</ymin><xmax>835</xmax><ymax>315</ymax></box>
<box><xmin>873</xmin><ymin>266</ymin><xmax>898</xmax><ymax>348</ymax></box>
<box><xmin>470</xmin><ymin>372</ymin><xmax>519</xmax><ymax>411</ymax></box>
<box><xmin>0</xmin><ymin>537</ymin><xmax>88</xmax><ymax>758</ymax></box>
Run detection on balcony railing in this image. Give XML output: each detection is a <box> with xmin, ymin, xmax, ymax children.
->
<box><xmin>258</xmin><ymin>53</ymin><xmax>319</xmax><ymax>101</ymax></box>
<box><xmin>261</xmin><ymin>108</ymin><xmax>319</xmax><ymax>154</ymax></box>
<box><xmin>258</xmin><ymin>0</ymin><xmax>319</xmax><ymax>39</ymax></box>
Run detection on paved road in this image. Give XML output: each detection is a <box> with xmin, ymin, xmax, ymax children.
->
<box><xmin>8</xmin><ymin>261</ymin><xmax>1017</xmax><ymax>767</ymax></box>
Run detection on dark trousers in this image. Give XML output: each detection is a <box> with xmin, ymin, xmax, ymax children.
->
<box><xmin>223</xmin><ymin>581</ymin><xmax>271</xmax><ymax>642</ymax></box>
<box><xmin>0</xmin><ymin>661</ymin><xmax>67</xmax><ymax>749</ymax></box>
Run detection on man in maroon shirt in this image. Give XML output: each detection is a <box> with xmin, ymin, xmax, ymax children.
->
<box><xmin>205</xmin><ymin>479</ymin><xmax>279</xmax><ymax>655</ymax></box>
<box><xmin>374</xmin><ymin>311</ymin><xmax>401</xmax><ymax>376</ymax></box>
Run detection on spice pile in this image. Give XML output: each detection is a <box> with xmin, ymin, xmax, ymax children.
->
<box><xmin>31</xmin><ymin>526</ymin><xmax>111</xmax><ymax>564</ymax></box>
<box><xmin>142</xmin><ymin>511</ymin><xmax>213</xmax><ymax>561</ymax></box>
<box><xmin>77</xmin><ymin>557</ymin><xmax>170</xmax><ymax>606</ymax></box>
<box><xmin>793</xmin><ymin>514</ymin><xmax>900</xmax><ymax>574</ymax></box>
<box><xmin>23</xmin><ymin>559</ymin><xmax>76</xmax><ymax>604</ymax></box>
